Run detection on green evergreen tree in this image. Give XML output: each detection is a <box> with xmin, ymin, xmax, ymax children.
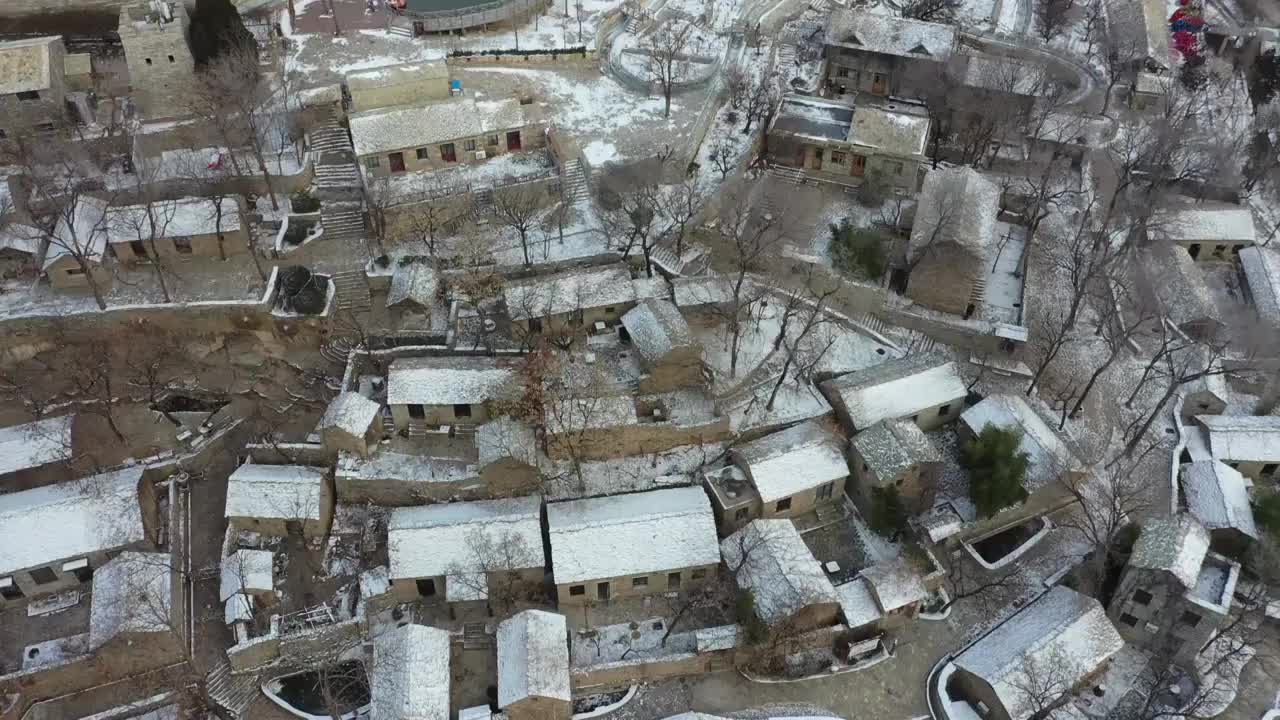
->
<box><xmin>190</xmin><ymin>0</ymin><xmax>257</xmax><ymax>67</ymax></box>
<box><xmin>962</xmin><ymin>425</ymin><xmax>1030</xmax><ymax>517</ymax></box>
<box><xmin>828</xmin><ymin>219</ymin><xmax>887</xmax><ymax>281</ymax></box>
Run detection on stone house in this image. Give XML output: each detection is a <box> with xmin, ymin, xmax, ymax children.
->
<box><xmin>904</xmin><ymin>166</ymin><xmax>1000</xmax><ymax>317</ymax></box>
<box><xmin>956</xmin><ymin>394</ymin><xmax>1083</xmax><ymax>536</ymax></box>
<box><xmin>334</xmin><ymin>449</ymin><xmax>481</xmax><ymax>506</ymax></box>
<box><xmin>497</xmin><ymin>610</ymin><xmax>572</xmax><ymax>720</ymax></box>
<box><xmin>767</xmin><ymin>94</ymin><xmax>930</xmax><ymax>189</ymax></box>
<box><xmin>952</xmin><ymin>586</ymin><xmax>1124</xmax><ymax>720</ymax></box>
<box><xmin>707</xmin><ymin>420</ymin><xmax>848</xmax><ymax>533</ymax></box>
<box><xmin>722</xmin><ymin>520</ymin><xmax>840</xmax><ymax>631</ymax></box>
<box><xmin>351</xmin><ymin>96</ymin><xmax>544</xmax><ymax>177</ymax></box>
<box><xmin>0</xmin><ymin>36</ymin><xmax>68</xmax><ymax>136</ymax></box>
<box><xmin>546</xmin><ymin>486</ymin><xmax>721</xmax><ymax>606</ymax></box>
<box><xmin>118</xmin><ymin>0</ymin><xmax>195</xmax><ymax>120</ymax></box>
<box><xmin>1239</xmin><ymin>245</ymin><xmax>1280</xmax><ymax>333</ymax></box>
<box><xmin>1109</xmin><ymin>516</ymin><xmax>1240</xmax><ymax>663</ymax></box>
<box><xmin>619</xmin><ymin>298</ymin><xmax>706</xmax><ymax>393</ymax></box>
<box><xmin>504</xmin><ymin>264</ymin><xmax>640</xmax><ymax>338</ymax></box>
<box><xmin>1130</xmin><ymin>71</ymin><xmax>1168</xmax><ymax>111</ymax></box>
<box><xmin>317</xmin><ymin>391</ymin><xmax>384</xmax><ymax>459</ymax></box>
<box><xmin>0</xmin><ymin>467</ymin><xmax>154</xmax><ymax>604</ymax></box>
<box><xmin>1140</xmin><ymin>243</ymin><xmax>1225</xmax><ymax>341</ymax></box>
<box><xmin>820</xmin><ymin>353</ymin><xmax>967</xmax><ymax>433</ymax></box>
<box><xmin>105</xmin><ymin>196</ymin><xmax>247</xmax><ymax>263</ymax></box>
<box><xmin>88</xmin><ymin>551</ymin><xmax>181</xmax><ymax>657</ymax></box>
<box><xmin>543</xmin><ymin>390</ymin><xmax>730</xmax><ymax>462</ymax></box>
<box><xmin>1151</xmin><ymin>205</ymin><xmax>1255</xmax><ymax>261</ymax></box>
<box><xmin>371</xmin><ymin>624</ymin><xmax>451</xmax><ymax>720</ymax></box>
<box><xmin>223</xmin><ymin>463</ymin><xmax>333</xmax><ymax>539</ymax></box>
<box><xmin>385</xmin><ymin>356</ymin><xmax>518</xmax><ymax>432</ymax></box>
<box><xmin>346</xmin><ymin>60</ymin><xmax>451</xmax><ymax>113</ymax></box>
<box><xmin>860</xmin><ymin>556</ymin><xmax>930</xmax><ymax>622</ymax></box>
<box><xmin>386</xmin><ymin>496</ymin><xmax>545</xmax><ymax>610</ymax></box>
<box><xmin>386</xmin><ymin>262</ymin><xmax>443</xmax><ymax>331</ymax></box>
<box><xmin>1180</xmin><ymin>373</ymin><xmax>1229</xmax><ymax>424</ymax></box>
<box><xmin>42</xmin><ymin>195</ymin><xmax>112</xmax><ymax>291</ymax></box>
<box><xmin>821</xmin><ymin>10</ymin><xmax>957</xmax><ymax>101</ymax></box>
<box><xmin>0</xmin><ymin>414</ymin><xmax>76</xmax><ymax>493</ymax></box>
<box><xmin>0</xmin><ymin>223</ymin><xmax>42</xmax><ymax>279</ymax></box>
<box><xmin>1104</xmin><ymin>0</ymin><xmax>1173</xmax><ymax>72</ymax></box>
<box><xmin>849</xmin><ymin>418</ymin><xmax>942</xmax><ymax>515</ymax></box>
<box><xmin>1194</xmin><ymin>415</ymin><xmax>1280</xmax><ymax>483</ymax></box>
<box><xmin>1179</xmin><ymin>460</ymin><xmax>1258</xmax><ymax>555</ymax></box>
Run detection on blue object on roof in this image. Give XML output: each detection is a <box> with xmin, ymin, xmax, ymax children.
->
<box><xmin>450</xmin><ymin>79</ymin><xmax>462</xmax><ymax>89</ymax></box>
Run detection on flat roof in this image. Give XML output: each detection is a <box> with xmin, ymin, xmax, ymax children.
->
<box><xmin>0</xmin><ymin>36</ymin><xmax>59</xmax><ymax>96</ymax></box>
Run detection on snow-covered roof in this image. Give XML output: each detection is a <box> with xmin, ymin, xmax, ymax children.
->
<box><xmin>371</xmin><ymin>624</ymin><xmax>451</xmax><ymax>720</ymax></box>
<box><xmin>1157</xmin><ymin>206</ymin><xmax>1255</xmax><ymax>244</ymax></box>
<box><xmin>1239</xmin><ymin>245</ymin><xmax>1280</xmax><ymax>329</ymax></box>
<box><xmin>385</xmin><ymin>356</ymin><xmax>516</xmax><ymax>406</ymax></box>
<box><xmin>43</xmin><ymin>196</ymin><xmax>109</xmax><ymax>270</ymax></box>
<box><xmin>0</xmin><ymin>36</ymin><xmax>59</xmax><ymax>96</ymax></box>
<box><xmin>504</xmin><ymin>264</ymin><xmax>636</xmax><ymax>321</ymax></box>
<box><xmin>960</xmin><ymin>394</ymin><xmax>1078</xmax><ymax>493</ymax></box>
<box><xmin>105</xmin><ymin>196</ymin><xmax>242</xmax><ymax>245</ymax></box>
<box><xmin>849</xmin><ymin>104</ymin><xmax>931</xmax><ymax>156</ymax></box>
<box><xmin>860</xmin><ymin>556</ymin><xmax>927</xmax><ymax>613</ymax></box>
<box><xmin>1180</xmin><ymin>461</ymin><xmax>1258</xmax><ymax>540</ymax></box>
<box><xmin>349</xmin><ymin>97</ymin><xmax>531</xmax><ymax>158</ymax></box>
<box><xmin>1104</xmin><ymin>0</ymin><xmax>1172</xmax><ymax>69</ymax></box>
<box><xmin>219</xmin><ymin>548</ymin><xmax>274</xmax><ymax>601</ymax></box>
<box><xmin>822</xmin><ymin>353</ymin><xmax>967</xmax><ymax>430</ymax></box>
<box><xmin>1197</xmin><ymin>414</ymin><xmax>1280</xmax><ymax>463</ymax></box>
<box><xmin>0</xmin><ymin>223</ymin><xmax>42</xmax><ymax>257</ymax></box>
<box><xmin>224</xmin><ymin>463</ymin><xmax>327</xmax><ymax>522</ymax></box>
<box><xmin>0</xmin><ymin>467</ymin><xmax>145</xmax><ymax>577</ymax></box>
<box><xmin>954</xmin><ymin>586</ymin><xmax>1123</xmax><ymax>720</ymax></box>
<box><xmin>298</xmin><ymin>83</ymin><xmax>342</xmax><ymax>107</ymax></box>
<box><xmin>1141</xmin><ymin>243</ymin><xmax>1220</xmax><ymax>331</ymax></box>
<box><xmin>388</xmin><ymin>496</ymin><xmax>544</xmax><ymax>591</ymax></box>
<box><xmin>1129</xmin><ymin>515</ymin><xmax>1210</xmax><ymax>589</ymax></box>
<box><xmin>0</xmin><ymin>414</ymin><xmax>74</xmax><ymax>476</ymax></box>
<box><xmin>620</xmin><ymin>298</ymin><xmax>694</xmax><ymax>367</ymax></box>
<box><xmin>476</xmin><ymin>417</ymin><xmax>539</xmax><ymax>469</ymax></box>
<box><xmin>89</xmin><ymin>551</ymin><xmax>172</xmax><ymax>649</ymax></box>
<box><xmin>909</xmin><ymin>166</ymin><xmax>1000</xmax><ymax>262</ymax></box>
<box><xmin>694</xmin><ymin>625</ymin><xmax>739</xmax><ymax>652</ymax></box>
<box><xmin>319</xmin><ymin>391</ymin><xmax>382</xmax><ymax>437</ymax></box>
<box><xmin>824</xmin><ymin>10</ymin><xmax>956</xmax><ymax>60</ymax></box>
<box><xmin>346</xmin><ymin>60</ymin><xmax>449</xmax><ymax>91</ymax></box>
<box><xmin>732</xmin><ymin>420</ymin><xmax>849</xmax><ymax>504</ymax></box>
<box><xmin>722</xmin><ymin>519</ymin><xmax>838</xmax><ymax>625</ymax></box>
<box><xmin>496</xmin><ymin>609</ymin><xmax>571</xmax><ymax>707</ymax></box>
<box><xmin>835</xmin><ymin>577</ymin><xmax>883</xmax><ymax>629</ymax></box>
<box><xmin>546</xmin><ymin>486</ymin><xmax>720</xmax><ymax>584</ymax></box>
<box><xmin>387</xmin><ymin>262</ymin><xmax>439</xmax><ymax>309</ymax></box>
<box><xmin>851</xmin><ymin>418</ymin><xmax>941</xmax><ymax>483</ymax></box>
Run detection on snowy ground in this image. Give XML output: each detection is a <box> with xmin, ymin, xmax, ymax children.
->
<box><xmin>286</xmin><ymin>29</ymin><xmax>447</xmax><ymax>86</ymax></box>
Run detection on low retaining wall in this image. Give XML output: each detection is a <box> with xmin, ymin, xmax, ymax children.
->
<box><xmin>447</xmin><ymin>48</ymin><xmax>597</xmax><ymax>65</ymax></box>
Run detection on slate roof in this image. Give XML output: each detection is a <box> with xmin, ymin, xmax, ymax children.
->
<box><xmin>908</xmin><ymin>166</ymin><xmax>1000</xmax><ymax>262</ymax></box>
<box><xmin>89</xmin><ymin>551</ymin><xmax>173</xmax><ymax>649</ymax></box>
<box><xmin>1129</xmin><ymin>515</ymin><xmax>1210</xmax><ymax>589</ymax></box>
<box><xmin>821</xmin><ymin>353</ymin><xmax>966</xmax><ymax>430</ymax></box>
<box><xmin>387</xmin><ymin>262</ymin><xmax>439</xmax><ymax>309</ymax></box>
<box><xmin>105</xmin><ymin>196</ymin><xmax>242</xmax><ymax>244</ymax></box>
<box><xmin>1239</xmin><ymin>246</ymin><xmax>1280</xmax><ymax>329</ymax></box>
<box><xmin>1156</xmin><ymin>206</ymin><xmax>1256</xmax><ymax>244</ymax></box>
<box><xmin>224</xmin><ymin>463</ymin><xmax>327</xmax><ymax>522</ymax></box>
<box><xmin>0</xmin><ymin>414</ymin><xmax>74</xmax><ymax>476</ymax></box>
<box><xmin>960</xmin><ymin>394</ymin><xmax>1078</xmax><ymax>493</ymax></box>
<box><xmin>732</xmin><ymin>420</ymin><xmax>849</xmax><ymax>504</ymax></box>
<box><xmin>721</xmin><ymin>519</ymin><xmax>838</xmax><ymax>625</ymax></box>
<box><xmin>851</xmin><ymin>418</ymin><xmax>941</xmax><ymax>484</ymax></box>
<box><xmin>503</xmin><ymin>264</ymin><xmax>636</xmax><ymax>321</ymax></box>
<box><xmin>388</xmin><ymin>496</ymin><xmax>544</xmax><ymax>591</ymax></box>
<box><xmin>620</xmin><ymin>298</ymin><xmax>694</xmax><ymax>367</ymax></box>
<box><xmin>1180</xmin><ymin>461</ymin><xmax>1258</xmax><ymax>540</ymax></box>
<box><xmin>1196</xmin><ymin>414</ymin><xmax>1280</xmax><ymax>463</ymax></box>
<box><xmin>371</xmin><ymin>624</ymin><xmax>451</xmax><ymax>720</ymax></box>
<box><xmin>860</xmin><ymin>556</ymin><xmax>927</xmax><ymax>613</ymax></box>
<box><xmin>219</xmin><ymin>548</ymin><xmax>274</xmax><ymax>601</ymax></box>
<box><xmin>319</xmin><ymin>391</ymin><xmax>382</xmax><ymax>437</ymax></box>
<box><xmin>386</xmin><ymin>356</ymin><xmax>517</xmax><ymax>406</ymax></box>
<box><xmin>43</xmin><ymin>196</ymin><xmax>109</xmax><ymax>270</ymax></box>
<box><xmin>346</xmin><ymin>60</ymin><xmax>449</xmax><ymax>91</ymax></box>
<box><xmin>349</xmin><ymin>97</ymin><xmax>530</xmax><ymax>158</ymax></box>
<box><xmin>824</xmin><ymin>10</ymin><xmax>957</xmax><ymax>60</ymax></box>
<box><xmin>497</xmin><ymin>610</ymin><xmax>571</xmax><ymax>707</ymax></box>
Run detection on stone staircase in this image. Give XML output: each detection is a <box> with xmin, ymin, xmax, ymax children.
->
<box><xmin>768</xmin><ymin>165</ymin><xmax>806</xmax><ymax>185</ymax></box>
<box><xmin>320</xmin><ymin>334</ymin><xmax>356</xmax><ymax>365</ymax></box>
<box><xmin>207</xmin><ymin>660</ymin><xmax>260</xmax><ymax>719</ymax></box>
<box><xmin>858</xmin><ymin>312</ymin><xmax>891</xmax><ymax>338</ymax></box>
<box><xmin>463</xmin><ymin>622</ymin><xmax>491</xmax><ymax>649</ymax></box>
<box><xmin>776</xmin><ymin>43</ymin><xmax>797</xmax><ymax>70</ymax></box>
<box><xmin>650</xmin><ymin>241</ymin><xmax>709</xmax><ymax>277</ymax></box>
<box><xmin>388</xmin><ymin>21</ymin><xmax>414</xmax><ymax>37</ymax></box>
<box><xmin>560</xmin><ymin>159</ymin><xmax>590</xmax><ymax>203</ymax></box>
<box><xmin>320</xmin><ymin>201</ymin><xmax>367</xmax><ymax>245</ymax></box>
<box><xmin>624</xmin><ymin>12</ymin><xmax>644</xmax><ymax>33</ymax></box>
<box><xmin>331</xmin><ymin>269</ymin><xmax>372</xmax><ymax>312</ymax></box>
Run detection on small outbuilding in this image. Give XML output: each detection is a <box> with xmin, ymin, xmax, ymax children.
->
<box><xmin>1195</xmin><ymin>414</ymin><xmax>1280</xmax><ymax>482</ymax></box>
<box><xmin>385</xmin><ymin>356</ymin><xmax>517</xmax><ymax>431</ymax></box>
<box><xmin>722</xmin><ymin>519</ymin><xmax>839</xmax><ymax>631</ymax></box>
<box><xmin>849</xmin><ymin>418</ymin><xmax>942</xmax><ymax>515</ymax></box>
<box><xmin>1180</xmin><ymin>460</ymin><xmax>1258</xmax><ymax>553</ymax></box>
<box><xmin>620</xmin><ymin>298</ymin><xmax>704</xmax><ymax>392</ymax></box>
<box><xmin>496</xmin><ymin>609</ymin><xmax>572</xmax><ymax>720</ymax></box>
<box><xmin>371</xmin><ymin>624</ymin><xmax>451</xmax><ymax>720</ymax></box>
<box><xmin>224</xmin><ymin>463</ymin><xmax>333</xmax><ymax>539</ymax></box>
<box><xmin>820</xmin><ymin>353</ymin><xmax>967</xmax><ymax>433</ymax></box>
<box><xmin>904</xmin><ymin>167</ymin><xmax>999</xmax><ymax>317</ymax></box>
<box><xmin>318</xmin><ymin>391</ymin><xmax>384</xmax><ymax>458</ymax></box>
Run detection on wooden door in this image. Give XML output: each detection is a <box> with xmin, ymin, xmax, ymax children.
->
<box><xmin>388</xmin><ymin>152</ymin><xmax>405</xmax><ymax>172</ymax></box>
<box><xmin>850</xmin><ymin>154</ymin><xmax>866</xmax><ymax>177</ymax></box>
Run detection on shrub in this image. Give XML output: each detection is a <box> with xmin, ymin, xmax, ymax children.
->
<box><xmin>735</xmin><ymin>591</ymin><xmax>768</xmax><ymax>645</ymax></box>
<box><xmin>1254</xmin><ymin>491</ymin><xmax>1280</xmax><ymax>541</ymax></box>
<box><xmin>189</xmin><ymin>0</ymin><xmax>256</xmax><ymax>66</ymax></box>
<box><xmin>869</xmin><ymin>486</ymin><xmax>907</xmax><ymax>537</ymax></box>
<box><xmin>962</xmin><ymin>425</ymin><xmax>1030</xmax><ymax>517</ymax></box>
<box><xmin>278</xmin><ymin>265</ymin><xmax>329</xmax><ymax>315</ymax></box>
<box><xmin>854</xmin><ymin>170</ymin><xmax>890</xmax><ymax>208</ymax></box>
<box><xmin>290</xmin><ymin>191</ymin><xmax>321</xmax><ymax>214</ymax></box>
<box><xmin>828</xmin><ymin>219</ymin><xmax>888</xmax><ymax>281</ymax></box>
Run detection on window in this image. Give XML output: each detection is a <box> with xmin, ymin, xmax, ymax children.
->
<box><xmin>464</xmin><ymin>139</ymin><xmax>477</xmax><ymax>152</ymax></box>
<box><xmin>597</xmin><ymin>581</ymin><xmax>610</xmax><ymax>600</ymax></box>
<box><xmin>734</xmin><ymin>507</ymin><xmax>750</xmax><ymax>521</ymax></box>
<box><xmin>1132</xmin><ymin>588</ymin><xmax>1153</xmax><ymax>606</ymax></box>
<box><xmin>667</xmin><ymin>572</ymin><xmax>682</xmax><ymax>589</ymax></box>
<box><xmin>775</xmin><ymin>498</ymin><xmax>792</xmax><ymax>512</ymax></box>
<box><xmin>835</xmin><ymin>67</ymin><xmax>849</xmax><ymax>77</ymax></box>
<box><xmin>416</xmin><ymin>578</ymin><xmax>436</xmax><ymax>596</ymax></box>
<box><xmin>1120</xmin><ymin>613</ymin><xmax>1139</xmax><ymax>627</ymax></box>
<box><xmin>66</xmin><ymin>267</ymin><xmax>86</xmax><ymax>276</ymax></box>
<box><xmin>408</xmin><ymin>404</ymin><xmax>426</xmax><ymax>419</ymax></box>
<box><xmin>1264</xmin><ymin>464</ymin><xmax>1278</xmax><ymax>477</ymax></box>
<box><xmin>862</xmin><ymin>462</ymin><xmax>868</xmax><ymax>472</ymax></box>
<box><xmin>0</xmin><ymin>129</ymin><xmax>6</xmax><ymax>139</ymax></box>
<box><xmin>168</xmin><ymin>54</ymin><xmax>175</xmax><ymax>62</ymax></box>
<box><xmin>440</xmin><ymin>143</ymin><xmax>457</xmax><ymax>162</ymax></box>
<box><xmin>364</xmin><ymin>156</ymin><xmax>380</xmax><ymax>171</ymax></box>
<box><xmin>604</xmin><ymin>306</ymin><xmax>616</xmax><ymax>314</ymax></box>
<box><xmin>890</xmin><ymin>161</ymin><xmax>905</xmax><ymax>175</ymax></box>
<box><xmin>831</xmin><ymin>151</ymin><xmax>846</xmax><ymax>164</ymax></box>
<box><xmin>487</xmin><ymin>135</ymin><xmax>499</xmax><ymax>146</ymax></box>
<box><xmin>691</xmin><ymin>569</ymin><xmax>706</xmax><ymax>580</ymax></box>
<box><xmin>569</xmin><ymin>584</ymin><xmax>585</xmax><ymax>596</ymax></box>
<box><xmin>528</xmin><ymin>317</ymin><xmax>543</xmax><ymax>333</ymax></box>
<box><xmin>0</xmin><ymin>578</ymin><xmax>22</xmax><ymax>600</ymax></box>
<box><xmin>35</xmin><ymin>122</ymin><xmax>54</xmax><ymax>132</ymax></box>
<box><xmin>145</xmin><ymin>58</ymin><xmax>153</xmax><ymax>65</ymax></box>
<box><xmin>910</xmin><ymin>415</ymin><xmax>919</xmax><ymax>424</ymax></box>
<box><xmin>416</xmin><ymin>148</ymin><xmax>430</xmax><ymax>160</ymax></box>
<box><xmin>817</xmin><ymin>482</ymin><xmax>834</xmax><ymax>500</ymax></box>
<box><xmin>1180</xmin><ymin>611</ymin><xmax>1201</xmax><ymax>628</ymax></box>
<box><xmin>938</xmin><ymin>404</ymin><xmax>952</xmax><ymax>417</ymax></box>
<box><xmin>17</xmin><ymin>90</ymin><xmax>40</xmax><ymax>101</ymax></box>
<box><xmin>453</xmin><ymin>403</ymin><xmax>472</xmax><ymax>418</ymax></box>
<box><xmin>174</xmin><ymin>237</ymin><xmax>193</xmax><ymax>254</ymax></box>
<box><xmin>632</xmin><ymin>576</ymin><xmax>648</xmax><ymax>588</ymax></box>
<box><xmin>28</xmin><ymin>566</ymin><xmax>58</xmax><ymax>585</ymax></box>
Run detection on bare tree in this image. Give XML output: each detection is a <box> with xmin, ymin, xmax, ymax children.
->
<box><xmin>444</xmin><ymin>528</ymin><xmax>545</xmax><ymax>619</ymax></box>
<box><xmin>899</xmin><ymin>0</ymin><xmax>962</xmax><ymax>22</ymax></box>
<box><xmin>645</xmin><ymin>20</ymin><xmax>695</xmax><ymax>118</ymax></box>
<box><xmin>1035</xmin><ymin>0</ymin><xmax>1075</xmax><ymax>42</ymax></box>
<box><xmin>658</xmin><ymin>178</ymin><xmax>706</xmax><ymax>257</ymax></box>
<box><xmin>601</xmin><ymin>181</ymin><xmax>660</xmax><ymax>276</ymax></box>
<box><xmin>1006</xmin><ymin>647</ymin><xmax>1076</xmax><ymax>720</ymax></box>
<box><xmin>708</xmin><ymin>193</ymin><xmax>788</xmax><ymax>378</ymax></box>
<box><xmin>740</xmin><ymin>70</ymin><xmax>779</xmax><ymax>136</ymax></box>
<box><xmin>490</xmin><ymin>183</ymin><xmax>545</xmax><ymax>267</ymax></box>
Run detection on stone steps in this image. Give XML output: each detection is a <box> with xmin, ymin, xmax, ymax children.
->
<box><xmin>561</xmin><ymin>160</ymin><xmax>590</xmax><ymax>203</ymax></box>
<box><xmin>331</xmin><ymin>269</ymin><xmax>371</xmax><ymax>311</ymax></box>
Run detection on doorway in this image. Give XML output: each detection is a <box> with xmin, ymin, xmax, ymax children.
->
<box><xmin>811</xmin><ymin>148</ymin><xmax>823</xmax><ymax>171</ymax></box>
<box><xmin>850</xmin><ymin>154</ymin><xmax>866</xmax><ymax>177</ymax></box>
<box><xmin>388</xmin><ymin>152</ymin><xmax>406</xmax><ymax>173</ymax></box>
<box><xmin>506</xmin><ymin>131</ymin><xmax>522</xmax><ymax>151</ymax></box>
<box><xmin>129</xmin><ymin>240</ymin><xmax>147</xmax><ymax>258</ymax></box>
<box><xmin>597</xmin><ymin>581</ymin><xmax>610</xmax><ymax>601</ymax></box>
